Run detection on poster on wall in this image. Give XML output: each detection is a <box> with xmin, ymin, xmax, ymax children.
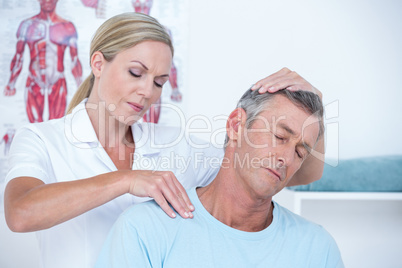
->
<box><xmin>0</xmin><ymin>0</ymin><xmax>189</xmax><ymax>209</ymax></box>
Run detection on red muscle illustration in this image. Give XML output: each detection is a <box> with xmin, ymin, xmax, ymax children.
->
<box><xmin>4</xmin><ymin>0</ymin><xmax>82</xmax><ymax>122</ymax></box>
<box><xmin>0</xmin><ymin>128</ymin><xmax>16</xmax><ymax>156</ymax></box>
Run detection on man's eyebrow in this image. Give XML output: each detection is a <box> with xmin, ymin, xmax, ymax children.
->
<box><xmin>277</xmin><ymin>122</ymin><xmax>314</xmax><ymax>152</ymax></box>
<box><xmin>277</xmin><ymin>122</ymin><xmax>296</xmax><ymax>136</ymax></box>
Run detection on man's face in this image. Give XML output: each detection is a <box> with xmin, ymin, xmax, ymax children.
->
<box><xmin>233</xmin><ymin>94</ymin><xmax>320</xmax><ymax>199</ymax></box>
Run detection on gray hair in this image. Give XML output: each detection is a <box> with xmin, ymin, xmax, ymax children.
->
<box><xmin>224</xmin><ymin>89</ymin><xmax>324</xmax><ymax>148</ymax></box>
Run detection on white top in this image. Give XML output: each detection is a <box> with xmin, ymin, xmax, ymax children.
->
<box><xmin>5</xmin><ymin>99</ymin><xmax>223</xmax><ymax>268</ymax></box>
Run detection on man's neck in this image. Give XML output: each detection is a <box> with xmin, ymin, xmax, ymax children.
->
<box><xmin>197</xmin><ymin>167</ymin><xmax>274</xmax><ymax>232</ymax></box>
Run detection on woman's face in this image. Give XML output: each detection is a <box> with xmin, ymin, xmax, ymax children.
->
<box><xmin>93</xmin><ymin>41</ymin><xmax>172</xmax><ymax>125</ymax></box>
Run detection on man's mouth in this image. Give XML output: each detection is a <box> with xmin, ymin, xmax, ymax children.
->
<box><xmin>264</xmin><ymin>167</ymin><xmax>282</xmax><ymax>181</ymax></box>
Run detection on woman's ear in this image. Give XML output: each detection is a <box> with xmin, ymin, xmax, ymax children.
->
<box><xmin>91</xmin><ymin>51</ymin><xmax>105</xmax><ymax>78</ymax></box>
<box><xmin>226</xmin><ymin>108</ymin><xmax>247</xmax><ymax>142</ymax></box>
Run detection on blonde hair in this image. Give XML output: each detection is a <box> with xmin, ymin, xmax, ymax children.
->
<box><xmin>66</xmin><ymin>12</ymin><xmax>173</xmax><ymax>114</ymax></box>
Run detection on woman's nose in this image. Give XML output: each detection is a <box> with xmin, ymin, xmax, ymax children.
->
<box><xmin>136</xmin><ymin>79</ymin><xmax>154</xmax><ymax>98</ymax></box>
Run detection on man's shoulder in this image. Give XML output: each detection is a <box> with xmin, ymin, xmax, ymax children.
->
<box><xmin>275</xmin><ymin>202</ymin><xmax>334</xmax><ymax>238</ymax></box>
<box><xmin>274</xmin><ymin>202</ymin><xmax>342</xmax><ymax>260</ymax></box>
<box><xmin>274</xmin><ymin>203</ymin><xmax>343</xmax><ymax>266</ymax></box>
<box><xmin>120</xmin><ymin>199</ymin><xmax>185</xmax><ymax>235</ymax></box>
<box><xmin>122</xmin><ymin>199</ymin><xmax>163</xmax><ymax>222</ymax></box>
<box><xmin>120</xmin><ymin>188</ymin><xmax>201</xmax><ymax>231</ymax></box>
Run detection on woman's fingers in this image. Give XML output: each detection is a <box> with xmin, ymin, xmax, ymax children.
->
<box><xmin>251</xmin><ymin>67</ymin><xmax>292</xmax><ymax>92</ymax></box>
<box><xmin>159</xmin><ymin>172</ymin><xmax>193</xmax><ymax>218</ymax></box>
<box><xmin>172</xmin><ymin>176</ymin><xmax>195</xmax><ymax>212</ymax></box>
<box><xmin>250</xmin><ymin>67</ymin><xmax>321</xmax><ymax>98</ymax></box>
<box><xmin>151</xmin><ymin>189</ymin><xmax>178</xmax><ymax>218</ymax></box>
<box><xmin>128</xmin><ymin>170</ymin><xmax>194</xmax><ymax>219</ymax></box>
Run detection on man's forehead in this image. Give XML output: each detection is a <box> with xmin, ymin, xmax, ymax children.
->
<box><xmin>262</xmin><ymin>94</ymin><xmax>300</xmax><ymax>112</ymax></box>
<box><xmin>256</xmin><ymin>95</ymin><xmax>308</xmax><ymax>129</ymax></box>
<box><xmin>251</xmin><ymin>95</ymin><xmax>320</xmax><ymax>146</ymax></box>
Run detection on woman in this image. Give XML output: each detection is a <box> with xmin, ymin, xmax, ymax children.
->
<box><xmin>4</xmin><ymin>12</ymin><xmax>324</xmax><ymax>268</ymax></box>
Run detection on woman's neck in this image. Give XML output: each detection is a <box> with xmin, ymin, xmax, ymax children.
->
<box><xmin>86</xmin><ymin>100</ymin><xmax>135</xmax><ymax>170</ymax></box>
<box><xmin>86</xmin><ymin>101</ymin><xmax>132</xmax><ymax>147</ymax></box>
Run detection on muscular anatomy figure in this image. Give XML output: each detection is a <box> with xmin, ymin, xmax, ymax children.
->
<box><xmin>81</xmin><ymin>0</ymin><xmax>107</xmax><ymax>19</ymax></box>
<box><xmin>4</xmin><ymin>0</ymin><xmax>82</xmax><ymax>122</ymax></box>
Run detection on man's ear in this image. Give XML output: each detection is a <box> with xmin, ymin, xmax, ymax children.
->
<box><xmin>91</xmin><ymin>51</ymin><xmax>105</xmax><ymax>78</ymax></box>
<box><xmin>226</xmin><ymin>108</ymin><xmax>247</xmax><ymax>142</ymax></box>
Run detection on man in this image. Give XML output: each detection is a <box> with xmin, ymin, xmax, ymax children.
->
<box><xmin>95</xmin><ymin>89</ymin><xmax>344</xmax><ymax>267</ymax></box>
<box><xmin>4</xmin><ymin>0</ymin><xmax>82</xmax><ymax>122</ymax></box>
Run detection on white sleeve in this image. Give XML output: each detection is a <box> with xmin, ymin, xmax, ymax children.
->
<box><xmin>5</xmin><ymin>126</ymin><xmax>51</xmax><ymax>184</ymax></box>
<box><xmin>188</xmin><ymin>134</ymin><xmax>224</xmax><ymax>187</ymax></box>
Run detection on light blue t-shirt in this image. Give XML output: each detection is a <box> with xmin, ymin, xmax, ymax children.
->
<box><xmin>95</xmin><ymin>188</ymin><xmax>344</xmax><ymax>268</ymax></box>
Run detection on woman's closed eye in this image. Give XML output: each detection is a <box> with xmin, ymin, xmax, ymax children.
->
<box><xmin>154</xmin><ymin>77</ymin><xmax>168</xmax><ymax>88</ymax></box>
<box><xmin>129</xmin><ymin>70</ymin><xmax>141</xmax><ymax>77</ymax></box>
<box><xmin>154</xmin><ymin>81</ymin><xmax>163</xmax><ymax>88</ymax></box>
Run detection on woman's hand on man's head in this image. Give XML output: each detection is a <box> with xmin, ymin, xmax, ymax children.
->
<box><xmin>251</xmin><ymin>67</ymin><xmax>322</xmax><ymax>99</ymax></box>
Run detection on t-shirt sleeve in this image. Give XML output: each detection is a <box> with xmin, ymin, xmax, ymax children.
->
<box><xmin>324</xmin><ymin>232</ymin><xmax>345</xmax><ymax>268</ymax></box>
<box><xmin>5</xmin><ymin>126</ymin><xmax>51</xmax><ymax>184</ymax></box>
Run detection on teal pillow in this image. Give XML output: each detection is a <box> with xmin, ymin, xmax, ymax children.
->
<box><xmin>287</xmin><ymin>155</ymin><xmax>402</xmax><ymax>192</ymax></box>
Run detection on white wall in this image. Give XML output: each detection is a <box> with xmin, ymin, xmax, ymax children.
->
<box><xmin>186</xmin><ymin>0</ymin><xmax>402</xmax><ymax>160</ymax></box>
<box><xmin>1</xmin><ymin>0</ymin><xmax>402</xmax><ymax>267</ymax></box>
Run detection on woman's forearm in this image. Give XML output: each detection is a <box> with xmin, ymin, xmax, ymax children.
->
<box><xmin>4</xmin><ymin>171</ymin><xmax>128</xmax><ymax>232</ymax></box>
<box><xmin>287</xmin><ymin>136</ymin><xmax>325</xmax><ymax>186</ymax></box>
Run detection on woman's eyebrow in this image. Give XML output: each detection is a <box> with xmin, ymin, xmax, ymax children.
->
<box><xmin>131</xmin><ymin>60</ymin><xmax>169</xmax><ymax>77</ymax></box>
<box><xmin>131</xmin><ymin>60</ymin><xmax>148</xmax><ymax>70</ymax></box>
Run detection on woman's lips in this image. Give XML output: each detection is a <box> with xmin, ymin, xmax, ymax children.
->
<box><xmin>128</xmin><ymin>102</ymin><xmax>144</xmax><ymax>112</ymax></box>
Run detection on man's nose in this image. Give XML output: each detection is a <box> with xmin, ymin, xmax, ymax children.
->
<box><xmin>276</xmin><ymin>144</ymin><xmax>295</xmax><ymax>169</ymax></box>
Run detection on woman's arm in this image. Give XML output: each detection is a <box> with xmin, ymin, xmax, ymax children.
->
<box><xmin>287</xmin><ymin>135</ymin><xmax>325</xmax><ymax>186</ymax></box>
<box><xmin>5</xmin><ymin>169</ymin><xmax>194</xmax><ymax>232</ymax></box>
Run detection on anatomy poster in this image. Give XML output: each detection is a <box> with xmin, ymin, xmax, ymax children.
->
<box><xmin>0</xmin><ymin>0</ymin><xmax>189</xmax><ymax>208</ymax></box>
